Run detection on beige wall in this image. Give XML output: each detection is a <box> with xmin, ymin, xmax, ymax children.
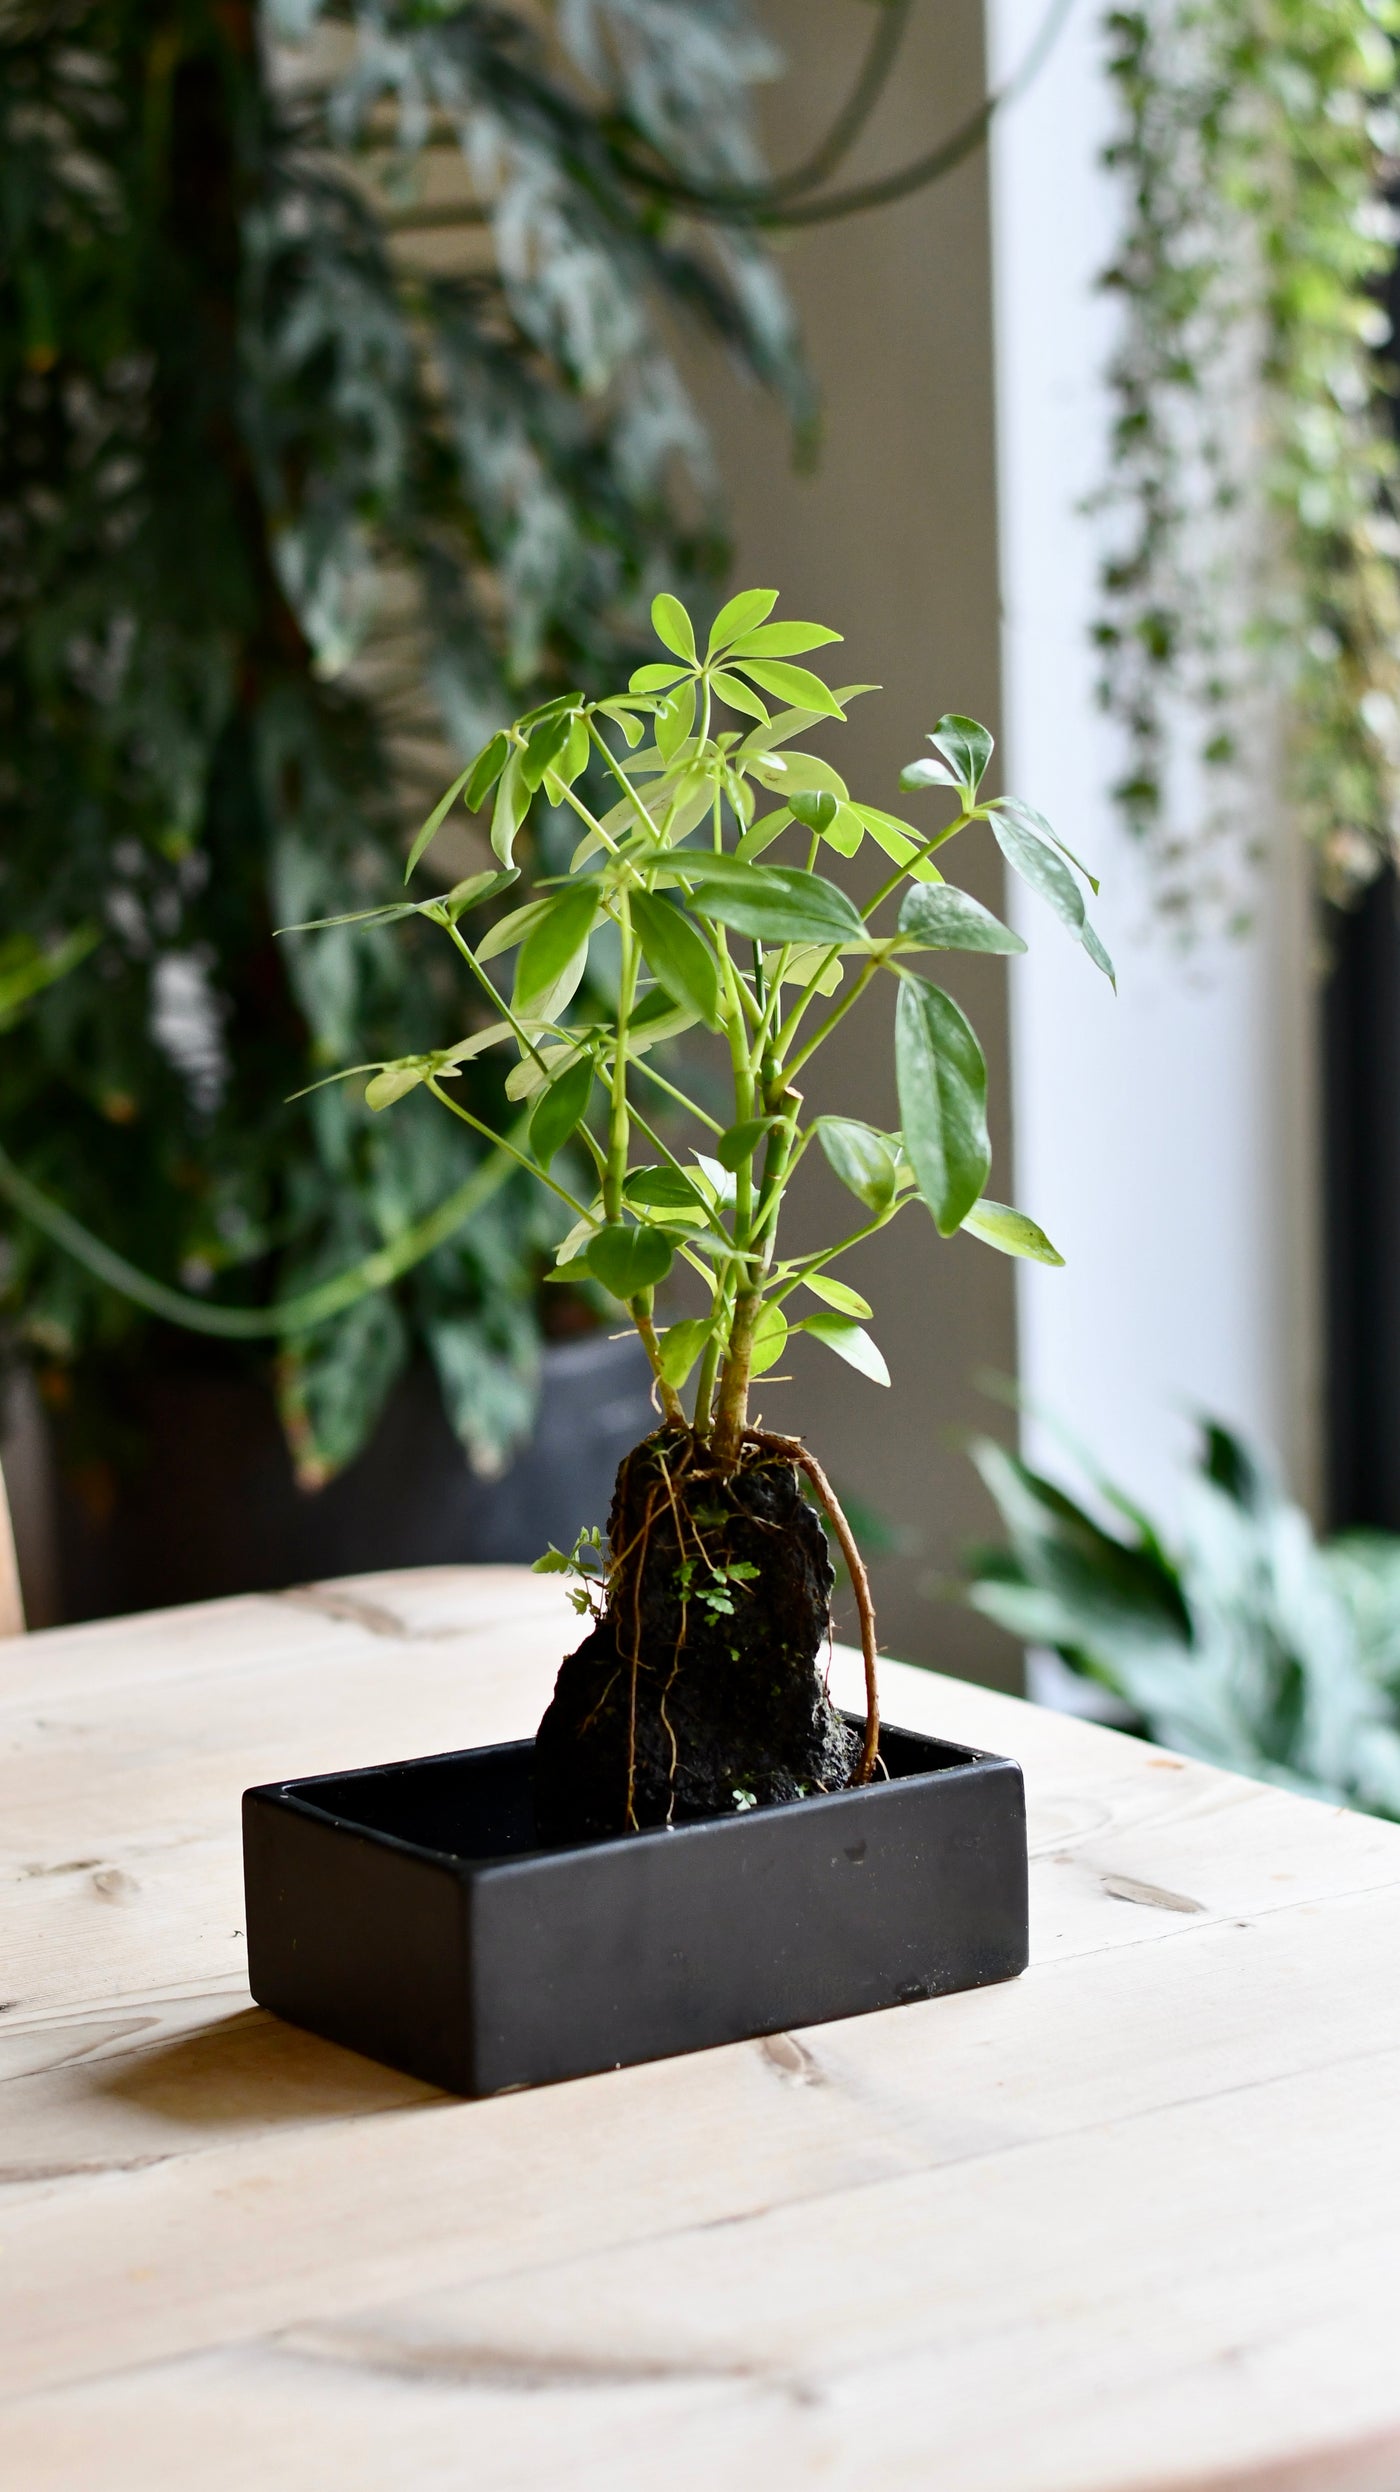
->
<box><xmin>693</xmin><ymin>0</ymin><xmax>1020</xmax><ymax>1685</ymax></box>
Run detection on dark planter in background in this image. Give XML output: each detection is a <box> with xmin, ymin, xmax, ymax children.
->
<box><xmin>53</xmin><ymin>1328</ymin><xmax>655</xmax><ymax>1621</ymax></box>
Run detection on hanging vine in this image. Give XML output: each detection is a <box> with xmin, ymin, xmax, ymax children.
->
<box><xmin>1096</xmin><ymin>0</ymin><xmax>1400</xmax><ymax>926</ymax></box>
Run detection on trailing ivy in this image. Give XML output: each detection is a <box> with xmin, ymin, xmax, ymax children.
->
<box><xmin>1096</xmin><ymin>0</ymin><xmax>1400</xmax><ymax>925</ymax></box>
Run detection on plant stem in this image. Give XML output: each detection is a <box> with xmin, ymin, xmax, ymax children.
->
<box><xmin>605</xmin><ymin>892</ymin><xmax>638</xmax><ymax>1221</ymax></box>
<box><xmin>630</xmin><ymin>1294</ymin><xmax>686</xmax><ymax>1425</ymax></box>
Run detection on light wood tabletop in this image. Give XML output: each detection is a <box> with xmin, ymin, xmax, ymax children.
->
<box><xmin>4</xmin><ymin>1566</ymin><xmax>1400</xmax><ymax>2492</ymax></box>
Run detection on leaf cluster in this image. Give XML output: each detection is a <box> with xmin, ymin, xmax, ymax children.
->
<box><xmin>967</xmin><ymin>1416</ymin><xmax>1400</xmax><ymax>1819</ymax></box>
<box><xmin>322</xmin><ymin>589</ymin><xmax>1109</xmax><ymax>1452</ymax></box>
<box><xmin>0</xmin><ymin>0</ymin><xmax>803</xmax><ymax>1482</ymax></box>
<box><xmin>1096</xmin><ymin>0</ymin><xmax>1400</xmax><ymax>924</ymax></box>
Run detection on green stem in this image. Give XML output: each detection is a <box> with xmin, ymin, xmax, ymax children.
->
<box><xmin>0</xmin><ymin>1128</ymin><xmax>523</xmax><ymax>1342</ymax></box>
<box><xmin>425</xmin><ymin>1083</ymin><xmax>589</xmax><ymax>1220</ymax></box>
<box><xmin>784</xmin><ymin>956</ymin><xmax>885</xmax><ymax>1080</ymax></box>
<box><xmin>605</xmin><ymin>892</ymin><xmax>639</xmax><ymax>1221</ymax></box>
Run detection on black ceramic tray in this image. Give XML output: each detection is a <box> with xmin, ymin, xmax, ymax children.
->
<box><xmin>243</xmin><ymin>1717</ymin><xmax>1028</xmax><ymax>2095</ymax></box>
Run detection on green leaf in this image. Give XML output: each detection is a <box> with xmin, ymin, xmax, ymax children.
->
<box><xmin>996</xmin><ymin>795</ymin><xmax>1101</xmax><ymax>894</ymax></box>
<box><xmin>817</xmin><ymin>1117</ymin><xmax>898</xmax><ymax>1213</ymax></box>
<box><xmin>707</xmin><ymin>588</ymin><xmax>778</xmax><ymax>653</ymax></box>
<box><xmin>659</xmin><ymin>1316</ymin><xmax>714</xmax><ymax>1388</ymax></box>
<box><xmin>586</xmin><ymin>1221</ymin><xmax>675</xmax><ymax>1298</ymax></box>
<box><xmin>278</xmin><ymin>899</ymin><xmax>431</xmax><ymax>935</ymax></box>
<box><xmin>404</xmin><ymin>759</ymin><xmax>474</xmax><ymax>883</ymax></box>
<box><xmin>987</xmin><ymin>805</ymin><xmax>1114</xmax><ymax>982</ymax></box>
<box><xmin>717</xmin><ymin>1115</ymin><xmax>782</xmax><ymax>1172</ymax></box>
<box><xmin>710</xmin><ymin>670</ymin><xmax>772</xmax><ymax>723</ymax></box>
<box><xmin>735</xmin><ymin>809</ymin><xmax>791</xmax><ymax>861</ymax></box>
<box><xmin>629</xmin><ymin>662</ymin><xmax>688</xmax><ymax>693</ymax></box>
<box><xmin>797</xmin><ymin>1312</ymin><xmax>891</xmax><ymax>1387</ymax></box>
<box><xmin>365</xmin><ymin>1061</ymin><xmax>429</xmax><ymax>1111</ymax></box>
<box><xmin>750</xmin><ymin>1301</ymin><xmax>789</xmax><ymax>1376</ymax></box>
<box><xmin>476</xmin><ymin>895</ymin><xmax>556</xmax><ymax>963</ymax></box>
<box><xmin>598</xmin><ymin>701</ymin><xmax>646</xmax><ymax>748</ymax></box>
<box><xmin>726</xmin><ymin>622</ymin><xmax>843</xmax><ymax>657</ymax></box>
<box><xmin>528</xmin><ymin>1053</ymin><xmax>594</xmax><ymax>1165</ymax></box>
<box><xmin>443</xmin><ymin>867</ymin><xmax>519</xmax><ymax>923</ymax></box>
<box><xmin>895</xmin><ymin>975</ymin><xmax>991</xmax><ymax>1234</ymax></box>
<box><xmin>735</xmin><ymin>659</ymin><xmax>845</xmax><ymax>718</ymax></box>
<box><xmin>928</xmin><ymin>714</ymin><xmax>994</xmax><ymax>798</ymax></box>
<box><xmin>531</xmin><ymin>1546</ymin><xmax>572</xmax><ymax>1574</ymax></box>
<box><xmin>521</xmin><ymin>710</ymin><xmax>574</xmax><ymax>792</ymax></box>
<box><xmin>854</xmin><ymin>805</ymin><xmax>924</xmax><ymax>864</ymax></box>
<box><xmin>625</xmin><ymin>1164</ymin><xmax>708</xmax><ymax>1212</ymax></box>
<box><xmin>820</xmin><ymin>803</ymin><xmax>866</xmax><ymax>858</ymax></box>
<box><xmin>788</xmin><ymin>791</ymin><xmax>838</xmax><ymax>837</ymax></box>
<box><xmin>630</xmin><ymin>889</ymin><xmax>722</xmax><ymax>1028</ymax></box>
<box><xmin>513</xmin><ymin>882</ymin><xmax>599</xmax><ymax>1017</ymax></box>
<box><xmin>651</xmin><ymin>592</ymin><xmax>697</xmax><ymax>662</ymax></box>
<box><xmin>491</xmin><ymin>746</ymin><xmax>531</xmax><ymax>867</ymax></box>
<box><xmin>802</xmin><ymin>1272</ymin><xmax>873</xmax><ymax>1319</ymax></box>
<box><xmin>899</xmin><ymin>755</ymin><xmax>961</xmax><ymax>793</ymax></box>
<box><xmin>465</xmin><ymin>730</ymin><xmax>511</xmax><ymax>811</ymax></box>
<box><xmin>961</xmin><ymin>1198</ymin><xmax>1065</xmax><ymax>1264</ymax></box>
<box><xmin>898</xmin><ymin>883</ymin><xmax>1027</xmax><ymax>954</ymax></box>
<box><xmin>655</xmin><ymin>678</ymin><xmax>697</xmax><ymax>763</ymax></box>
<box><xmin>679</xmin><ymin>856</ymin><xmax>866</xmax><ymax>948</ymax></box>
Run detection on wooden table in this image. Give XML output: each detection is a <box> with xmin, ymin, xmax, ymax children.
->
<box><xmin>5</xmin><ymin>1567</ymin><xmax>1400</xmax><ymax>2492</ymax></box>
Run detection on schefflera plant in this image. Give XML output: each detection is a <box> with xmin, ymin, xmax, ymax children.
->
<box><xmin>302</xmin><ymin>588</ymin><xmax>1113</xmax><ymax>1839</ymax></box>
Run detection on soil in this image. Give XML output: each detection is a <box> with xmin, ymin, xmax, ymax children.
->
<box><xmin>533</xmin><ymin>1427</ymin><xmax>858</xmax><ymax>1841</ymax></box>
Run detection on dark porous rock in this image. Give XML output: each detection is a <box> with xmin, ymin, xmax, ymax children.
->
<box><xmin>533</xmin><ymin>1429</ymin><xmax>857</xmax><ymax>1842</ymax></box>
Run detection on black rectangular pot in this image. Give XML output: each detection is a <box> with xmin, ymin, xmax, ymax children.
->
<box><xmin>243</xmin><ymin>1717</ymin><xmax>1028</xmax><ymax>2095</ymax></box>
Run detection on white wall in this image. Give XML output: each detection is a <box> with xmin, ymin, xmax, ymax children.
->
<box><xmin>987</xmin><ymin>0</ymin><xmax>1323</xmax><ymax>1526</ymax></box>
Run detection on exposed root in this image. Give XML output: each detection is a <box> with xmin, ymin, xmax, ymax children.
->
<box><xmin>741</xmin><ymin>1428</ymin><xmax>880</xmax><ymax>1785</ymax></box>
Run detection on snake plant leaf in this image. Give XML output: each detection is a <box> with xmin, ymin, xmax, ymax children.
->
<box><xmin>894</xmin><ymin>974</ymin><xmax>990</xmax><ymax>1235</ymax></box>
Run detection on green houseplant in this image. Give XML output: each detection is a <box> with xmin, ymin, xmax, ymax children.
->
<box><xmin>0</xmin><ymin>0</ymin><xmax>805</xmax><ymax>1527</ymax></box>
<box><xmin>291</xmin><ymin>584</ymin><xmax>1113</xmax><ymax>1836</ymax></box>
<box><xmin>965</xmin><ymin>1417</ymin><xmax>1400</xmax><ymax>1819</ymax></box>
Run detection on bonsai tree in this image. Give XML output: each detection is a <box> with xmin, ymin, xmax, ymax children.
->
<box><xmin>296</xmin><ymin>585</ymin><xmax>1113</xmax><ymax>1836</ymax></box>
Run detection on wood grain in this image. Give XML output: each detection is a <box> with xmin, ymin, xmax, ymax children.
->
<box><xmin>4</xmin><ymin>1567</ymin><xmax>1400</xmax><ymax>2492</ymax></box>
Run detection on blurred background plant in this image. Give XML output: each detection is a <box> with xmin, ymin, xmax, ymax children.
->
<box><xmin>0</xmin><ymin>0</ymin><xmax>813</xmax><ymax>1510</ymax></box>
<box><xmin>965</xmin><ymin>1415</ymin><xmax>1400</xmax><ymax>1817</ymax></box>
<box><xmin>1094</xmin><ymin>0</ymin><xmax>1400</xmax><ymax>933</ymax></box>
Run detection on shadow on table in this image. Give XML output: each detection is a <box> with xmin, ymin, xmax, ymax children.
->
<box><xmin>91</xmin><ymin>2006</ymin><xmax>443</xmax><ymax>2130</ymax></box>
